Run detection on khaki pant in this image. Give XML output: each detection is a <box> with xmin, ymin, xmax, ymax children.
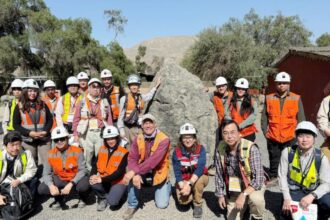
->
<box><xmin>321</xmin><ymin>138</ymin><xmax>330</xmax><ymax>164</ymax></box>
<box><xmin>176</xmin><ymin>175</ymin><xmax>209</xmax><ymax>206</ymax></box>
<box><xmin>22</xmin><ymin>141</ymin><xmax>51</xmax><ymax>166</ymax></box>
<box><xmin>79</xmin><ymin>129</ymin><xmax>103</xmax><ymax>172</ymax></box>
<box><xmin>124</xmin><ymin>125</ymin><xmax>141</xmax><ymax>149</ymax></box>
<box><xmin>226</xmin><ymin>185</ymin><xmax>266</xmax><ymax>220</ymax></box>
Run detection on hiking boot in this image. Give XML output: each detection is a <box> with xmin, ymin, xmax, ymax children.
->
<box><xmin>193</xmin><ymin>206</ymin><xmax>203</xmax><ymax>218</ymax></box>
<box><xmin>97</xmin><ymin>199</ymin><xmax>108</xmax><ymax>211</ymax></box>
<box><xmin>51</xmin><ymin>199</ymin><xmax>69</xmax><ymax>210</ymax></box>
<box><xmin>77</xmin><ymin>199</ymin><xmax>87</xmax><ymax>208</ymax></box>
<box><xmin>122</xmin><ymin>208</ymin><xmax>137</xmax><ymax>220</ymax></box>
<box><xmin>51</xmin><ymin>201</ymin><xmax>61</xmax><ymax>211</ymax></box>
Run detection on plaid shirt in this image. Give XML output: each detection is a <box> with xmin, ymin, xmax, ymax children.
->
<box><xmin>214</xmin><ymin>141</ymin><xmax>265</xmax><ymax>197</ymax></box>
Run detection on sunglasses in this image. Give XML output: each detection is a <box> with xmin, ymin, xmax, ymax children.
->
<box><xmin>53</xmin><ymin>137</ymin><xmax>66</xmax><ymax>143</ymax></box>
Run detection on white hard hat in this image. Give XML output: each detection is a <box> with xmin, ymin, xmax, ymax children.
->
<box><xmin>102</xmin><ymin>125</ymin><xmax>119</xmax><ymax>139</ymax></box>
<box><xmin>11</xmin><ymin>79</ymin><xmax>24</xmax><ymax>88</ymax></box>
<box><xmin>66</xmin><ymin>76</ymin><xmax>79</xmax><ymax>86</ymax></box>
<box><xmin>180</xmin><ymin>123</ymin><xmax>197</xmax><ymax>135</ymax></box>
<box><xmin>51</xmin><ymin>126</ymin><xmax>69</xmax><ymax>139</ymax></box>
<box><xmin>100</xmin><ymin>69</ymin><xmax>112</xmax><ymax>78</ymax></box>
<box><xmin>215</xmin><ymin>76</ymin><xmax>228</xmax><ymax>86</ymax></box>
<box><xmin>77</xmin><ymin>71</ymin><xmax>89</xmax><ymax>80</ymax></box>
<box><xmin>43</xmin><ymin>80</ymin><xmax>56</xmax><ymax>89</ymax></box>
<box><xmin>88</xmin><ymin>78</ymin><xmax>102</xmax><ymax>86</ymax></box>
<box><xmin>23</xmin><ymin>79</ymin><xmax>39</xmax><ymax>89</ymax></box>
<box><xmin>127</xmin><ymin>74</ymin><xmax>141</xmax><ymax>85</ymax></box>
<box><xmin>295</xmin><ymin>121</ymin><xmax>318</xmax><ymax>137</ymax></box>
<box><xmin>235</xmin><ymin>78</ymin><xmax>249</xmax><ymax>89</ymax></box>
<box><xmin>275</xmin><ymin>71</ymin><xmax>291</xmax><ymax>83</ymax></box>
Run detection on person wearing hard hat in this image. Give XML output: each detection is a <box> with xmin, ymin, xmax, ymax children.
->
<box><xmin>38</xmin><ymin>126</ymin><xmax>89</xmax><ymax>210</ymax></box>
<box><xmin>215</xmin><ymin>120</ymin><xmax>266</xmax><ymax>220</ymax></box>
<box><xmin>122</xmin><ymin>113</ymin><xmax>171</xmax><ymax>220</ymax></box>
<box><xmin>317</xmin><ymin>94</ymin><xmax>330</xmax><ymax>163</ymax></box>
<box><xmin>2</xmin><ymin>79</ymin><xmax>23</xmax><ymax>135</ymax></box>
<box><xmin>261</xmin><ymin>72</ymin><xmax>305</xmax><ymax>182</ymax></box>
<box><xmin>42</xmin><ymin>80</ymin><xmax>59</xmax><ymax>130</ymax></box>
<box><xmin>224</xmin><ymin>78</ymin><xmax>258</xmax><ymax>142</ymax></box>
<box><xmin>118</xmin><ymin>74</ymin><xmax>161</xmax><ymax>146</ymax></box>
<box><xmin>172</xmin><ymin>123</ymin><xmax>208</xmax><ymax>218</ymax></box>
<box><xmin>100</xmin><ymin>69</ymin><xmax>125</xmax><ymax>125</ymax></box>
<box><xmin>89</xmin><ymin>126</ymin><xmax>128</xmax><ymax>211</ymax></box>
<box><xmin>12</xmin><ymin>79</ymin><xmax>53</xmax><ymax>167</ymax></box>
<box><xmin>55</xmin><ymin>76</ymin><xmax>82</xmax><ymax>133</ymax></box>
<box><xmin>72</xmin><ymin>78</ymin><xmax>113</xmax><ymax>172</ymax></box>
<box><xmin>278</xmin><ymin>121</ymin><xmax>330</xmax><ymax>220</ymax></box>
<box><xmin>77</xmin><ymin>71</ymin><xmax>89</xmax><ymax>97</ymax></box>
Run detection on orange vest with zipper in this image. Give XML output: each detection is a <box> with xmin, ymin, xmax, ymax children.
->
<box><xmin>48</xmin><ymin>145</ymin><xmax>82</xmax><ymax>182</ymax></box>
<box><xmin>137</xmin><ymin>131</ymin><xmax>170</xmax><ymax>186</ymax></box>
<box><xmin>266</xmin><ymin>92</ymin><xmax>300</xmax><ymax>143</ymax></box>
<box><xmin>97</xmin><ymin>145</ymin><xmax>128</xmax><ymax>185</ymax></box>
<box><xmin>125</xmin><ymin>93</ymin><xmax>144</xmax><ymax>118</ymax></box>
<box><xmin>230</xmin><ymin>101</ymin><xmax>257</xmax><ymax>137</ymax></box>
<box><xmin>18</xmin><ymin>103</ymin><xmax>46</xmax><ymax>131</ymax></box>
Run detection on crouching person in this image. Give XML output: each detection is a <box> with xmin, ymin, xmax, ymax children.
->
<box><xmin>38</xmin><ymin>126</ymin><xmax>89</xmax><ymax>210</ymax></box>
<box><xmin>172</xmin><ymin>123</ymin><xmax>209</xmax><ymax>218</ymax></box>
<box><xmin>122</xmin><ymin>114</ymin><xmax>171</xmax><ymax>220</ymax></box>
<box><xmin>279</xmin><ymin>121</ymin><xmax>330</xmax><ymax>219</ymax></box>
<box><xmin>215</xmin><ymin>120</ymin><xmax>266</xmax><ymax>220</ymax></box>
<box><xmin>90</xmin><ymin>126</ymin><xmax>128</xmax><ymax>211</ymax></box>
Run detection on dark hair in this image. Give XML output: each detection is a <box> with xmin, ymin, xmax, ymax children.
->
<box><xmin>20</xmin><ymin>88</ymin><xmax>45</xmax><ymax>112</ymax></box>
<box><xmin>230</xmin><ymin>88</ymin><xmax>254</xmax><ymax>116</ymax></box>
<box><xmin>4</xmin><ymin>131</ymin><xmax>22</xmax><ymax>146</ymax></box>
<box><xmin>295</xmin><ymin>129</ymin><xmax>316</xmax><ymax>137</ymax></box>
<box><xmin>220</xmin><ymin>119</ymin><xmax>239</xmax><ymax>132</ymax></box>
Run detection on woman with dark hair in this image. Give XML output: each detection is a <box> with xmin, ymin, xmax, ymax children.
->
<box><xmin>225</xmin><ymin>78</ymin><xmax>257</xmax><ymax>142</ymax></box>
<box><xmin>13</xmin><ymin>79</ymin><xmax>53</xmax><ymax>167</ymax></box>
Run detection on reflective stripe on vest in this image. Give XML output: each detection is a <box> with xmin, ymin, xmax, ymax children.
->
<box><xmin>19</xmin><ymin>103</ymin><xmax>46</xmax><ymax>131</ymax></box>
<box><xmin>48</xmin><ymin>145</ymin><xmax>82</xmax><ymax>182</ymax></box>
<box><xmin>125</xmin><ymin>93</ymin><xmax>144</xmax><ymax>118</ymax></box>
<box><xmin>97</xmin><ymin>145</ymin><xmax>128</xmax><ymax>184</ymax></box>
<box><xmin>137</xmin><ymin>131</ymin><xmax>170</xmax><ymax>185</ymax></box>
<box><xmin>288</xmin><ymin>146</ymin><xmax>320</xmax><ymax>192</ymax></box>
<box><xmin>266</xmin><ymin>92</ymin><xmax>300</xmax><ymax>143</ymax></box>
<box><xmin>0</xmin><ymin>150</ymin><xmax>27</xmax><ymax>174</ymax></box>
<box><xmin>7</xmin><ymin>99</ymin><xmax>17</xmax><ymax>131</ymax></box>
<box><xmin>62</xmin><ymin>93</ymin><xmax>82</xmax><ymax>124</ymax></box>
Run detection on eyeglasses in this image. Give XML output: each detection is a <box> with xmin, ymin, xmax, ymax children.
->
<box><xmin>53</xmin><ymin>137</ymin><xmax>66</xmax><ymax>143</ymax></box>
<box><xmin>222</xmin><ymin>130</ymin><xmax>238</xmax><ymax>137</ymax></box>
<box><xmin>91</xmin><ymin>85</ymin><xmax>101</xmax><ymax>89</ymax></box>
<box><xmin>182</xmin><ymin>136</ymin><xmax>194</xmax><ymax>140</ymax></box>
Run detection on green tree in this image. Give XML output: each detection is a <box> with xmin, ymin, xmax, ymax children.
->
<box><xmin>316</xmin><ymin>33</ymin><xmax>330</xmax><ymax>47</ymax></box>
<box><xmin>135</xmin><ymin>45</ymin><xmax>147</xmax><ymax>74</ymax></box>
<box><xmin>104</xmin><ymin>9</ymin><xmax>127</xmax><ymax>41</ymax></box>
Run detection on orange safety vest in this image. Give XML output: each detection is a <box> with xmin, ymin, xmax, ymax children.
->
<box><xmin>229</xmin><ymin>100</ymin><xmax>257</xmax><ymax>137</ymax></box>
<box><xmin>213</xmin><ymin>92</ymin><xmax>231</xmax><ymax>125</ymax></box>
<box><xmin>18</xmin><ymin>103</ymin><xmax>46</xmax><ymax>131</ymax></box>
<box><xmin>109</xmin><ymin>86</ymin><xmax>120</xmax><ymax>121</ymax></box>
<box><xmin>137</xmin><ymin>131</ymin><xmax>170</xmax><ymax>186</ymax></box>
<box><xmin>125</xmin><ymin>93</ymin><xmax>144</xmax><ymax>118</ymax></box>
<box><xmin>48</xmin><ymin>145</ymin><xmax>82</xmax><ymax>182</ymax></box>
<box><xmin>42</xmin><ymin>95</ymin><xmax>59</xmax><ymax>130</ymax></box>
<box><xmin>97</xmin><ymin>145</ymin><xmax>128</xmax><ymax>185</ymax></box>
<box><xmin>266</xmin><ymin>92</ymin><xmax>300</xmax><ymax>143</ymax></box>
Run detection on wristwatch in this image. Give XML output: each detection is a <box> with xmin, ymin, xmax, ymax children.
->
<box><xmin>310</xmin><ymin>192</ymin><xmax>318</xmax><ymax>199</ymax></box>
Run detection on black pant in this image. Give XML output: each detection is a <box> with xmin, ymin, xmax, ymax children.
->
<box><xmin>267</xmin><ymin>138</ymin><xmax>295</xmax><ymax>178</ymax></box>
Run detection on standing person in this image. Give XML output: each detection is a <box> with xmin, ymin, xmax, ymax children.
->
<box><xmin>42</xmin><ymin>80</ymin><xmax>59</xmax><ymax>130</ymax></box>
<box><xmin>13</xmin><ymin>79</ymin><xmax>53</xmax><ymax>166</ymax></box>
<box><xmin>55</xmin><ymin>76</ymin><xmax>81</xmax><ymax>134</ymax></box>
<box><xmin>117</xmin><ymin>74</ymin><xmax>161</xmax><ymax>146</ymax></box>
<box><xmin>261</xmin><ymin>72</ymin><xmax>305</xmax><ymax>181</ymax></box>
<box><xmin>100</xmin><ymin>69</ymin><xmax>125</xmax><ymax>125</ymax></box>
<box><xmin>215</xmin><ymin>120</ymin><xmax>266</xmax><ymax>220</ymax></box>
<box><xmin>72</xmin><ymin>78</ymin><xmax>113</xmax><ymax>172</ymax></box>
<box><xmin>2</xmin><ymin>79</ymin><xmax>23</xmax><ymax>135</ymax></box>
<box><xmin>38</xmin><ymin>126</ymin><xmax>89</xmax><ymax>210</ymax></box>
<box><xmin>172</xmin><ymin>123</ymin><xmax>208</xmax><ymax>218</ymax></box>
<box><xmin>278</xmin><ymin>121</ymin><xmax>330</xmax><ymax>220</ymax></box>
<box><xmin>317</xmin><ymin>94</ymin><xmax>330</xmax><ymax>162</ymax></box>
<box><xmin>90</xmin><ymin>125</ymin><xmax>128</xmax><ymax>211</ymax></box>
<box><xmin>77</xmin><ymin>71</ymin><xmax>89</xmax><ymax>97</ymax></box>
<box><xmin>225</xmin><ymin>78</ymin><xmax>258</xmax><ymax>142</ymax></box>
<box><xmin>122</xmin><ymin>114</ymin><xmax>171</xmax><ymax>220</ymax></box>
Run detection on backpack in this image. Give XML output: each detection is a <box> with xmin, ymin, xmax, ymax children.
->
<box><xmin>0</xmin><ymin>183</ymin><xmax>34</xmax><ymax>220</ymax></box>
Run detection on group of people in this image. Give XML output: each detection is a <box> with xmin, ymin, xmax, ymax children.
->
<box><xmin>0</xmin><ymin>69</ymin><xmax>329</xmax><ymax>220</ymax></box>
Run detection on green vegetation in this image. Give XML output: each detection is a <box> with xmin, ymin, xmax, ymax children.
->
<box><xmin>316</xmin><ymin>33</ymin><xmax>330</xmax><ymax>47</ymax></box>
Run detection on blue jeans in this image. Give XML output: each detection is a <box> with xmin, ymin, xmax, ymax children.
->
<box><xmin>127</xmin><ymin>180</ymin><xmax>171</xmax><ymax>209</ymax></box>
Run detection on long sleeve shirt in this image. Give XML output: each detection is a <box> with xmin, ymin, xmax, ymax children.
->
<box><xmin>214</xmin><ymin>142</ymin><xmax>264</xmax><ymax>197</ymax></box>
<box><xmin>127</xmin><ymin>130</ymin><xmax>170</xmax><ymax>175</ymax></box>
<box><xmin>172</xmin><ymin>145</ymin><xmax>207</xmax><ymax>183</ymax></box>
<box><xmin>317</xmin><ymin>95</ymin><xmax>330</xmax><ymax>137</ymax></box>
<box><xmin>55</xmin><ymin>94</ymin><xmax>80</xmax><ymax>126</ymax></box>
<box><xmin>278</xmin><ymin>147</ymin><xmax>330</xmax><ymax>200</ymax></box>
<box><xmin>261</xmin><ymin>92</ymin><xmax>305</xmax><ymax>136</ymax></box>
<box><xmin>117</xmin><ymin>87</ymin><xmax>157</xmax><ymax>135</ymax></box>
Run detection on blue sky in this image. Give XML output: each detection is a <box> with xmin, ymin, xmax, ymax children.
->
<box><xmin>44</xmin><ymin>0</ymin><xmax>330</xmax><ymax>48</ymax></box>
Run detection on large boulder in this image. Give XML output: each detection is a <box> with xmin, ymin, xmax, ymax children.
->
<box><xmin>145</xmin><ymin>59</ymin><xmax>218</xmax><ymax>158</ymax></box>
